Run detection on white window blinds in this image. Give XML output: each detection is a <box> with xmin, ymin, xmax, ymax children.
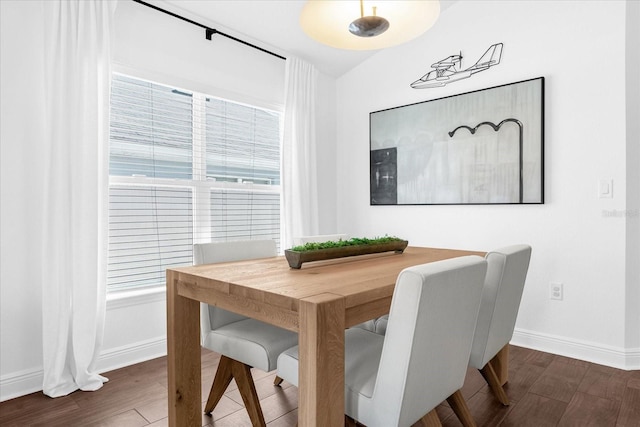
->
<box><xmin>108</xmin><ymin>186</ymin><xmax>193</xmax><ymax>289</ymax></box>
<box><xmin>110</xmin><ymin>75</ymin><xmax>193</xmax><ymax>179</ymax></box>
<box><xmin>206</xmin><ymin>98</ymin><xmax>280</xmax><ymax>185</ymax></box>
<box><xmin>108</xmin><ymin>74</ymin><xmax>281</xmax><ymax>291</ymax></box>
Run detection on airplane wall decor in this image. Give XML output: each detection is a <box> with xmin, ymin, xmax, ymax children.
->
<box><xmin>410</xmin><ymin>43</ymin><xmax>504</xmax><ymax>89</ymax></box>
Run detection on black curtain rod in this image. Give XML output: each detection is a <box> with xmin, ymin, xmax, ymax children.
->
<box><xmin>132</xmin><ymin>0</ymin><xmax>286</xmax><ymax>61</ymax></box>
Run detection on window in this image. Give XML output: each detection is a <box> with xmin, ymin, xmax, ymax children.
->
<box><xmin>108</xmin><ymin>74</ymin><xmax>281</xmax><ymax>291</ymax></box>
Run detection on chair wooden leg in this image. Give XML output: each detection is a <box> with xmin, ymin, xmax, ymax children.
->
<box><xmin>479</xmin><ymin>361</ymin><xmax>510</xmax><ymax>406</ymax></box>
<box><xmin>490</xmin><ymin>345</ymin><xmax>509</xmax><ymax>385</ymax></box>
<box><xmin>204</xmin><ymin>355</ymin><xmax>234</xmax><ymax>414</ymax></box>
<box><xmin>274</xmin><ymin>375</ymin><xmax>284</xmax><ymax>386</ymax></box>
<box><xmin>446</xmin><ymin>389</ymin><xmax>477</xmax><ymax>427</ymax></box>
<box><xmin>423</xmin><ymin>408</ymin><xmax>443</xmax><ymax>427</ymax></box>
<box><xmin>204</xmin><ymin>355</ymin><xmax>267</xmax><ymax>427</ymax></box>
<box><xmin>230</xmin><ymin>360</ymin><xmax>267</xmax><ymax>427</ymax></box>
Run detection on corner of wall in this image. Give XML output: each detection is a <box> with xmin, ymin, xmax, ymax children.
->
<box><xmin>625</xmin><ymin>0</ymin><xmax>640</xmax><ymax>351</ymax></box>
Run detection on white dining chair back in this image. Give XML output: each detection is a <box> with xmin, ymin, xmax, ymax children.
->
<box><xmin>277</xmin><ymin>255</ymin><xmax>487</xmax><ymax>427</ymax></box>
<box><xmin>194</xmin><ymin>239</ymin><xmax>278</xmax><ymax>333</ymax></box>
<box><xmin>469</xmin><ymin>244</ymin><xmax>531</xmax><ymax>405</ymax></box>
<box><xmin>193</xmin><ymin>239</ymin><xmax>297</xmax><ymax>426</ymax></box>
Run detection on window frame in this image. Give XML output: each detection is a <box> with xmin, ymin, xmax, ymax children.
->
<box><xmin>107</xmin><ymin>72</ymin><xmax>283</xmax><ymax>294</ymax></box>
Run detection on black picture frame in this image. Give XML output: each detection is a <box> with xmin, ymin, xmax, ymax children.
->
<box><xmin>370</xmin><ymin>77</ymin><xmax>544</xmax><ymax>205</ymax></box>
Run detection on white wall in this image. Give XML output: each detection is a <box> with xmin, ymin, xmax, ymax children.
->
<box><xmin>0</xmin><ymin>0</ymin><xmax>338</xmax><ymax>401</ymax></box>
<box><xmin>1</xmin><ymin>0</ymin><xmax>47</xmax><ymax>402</ymax></box>
<box><xmin>335</xmin><ymin>0</ymin><xmax>639</xmax><ymax>369</ymax></box>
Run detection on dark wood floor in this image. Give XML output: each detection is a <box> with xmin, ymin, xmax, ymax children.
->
<box><xmin>1</xmin><ymin>345</ymin><xmax>639</xmax><ymax>426</ymax></box>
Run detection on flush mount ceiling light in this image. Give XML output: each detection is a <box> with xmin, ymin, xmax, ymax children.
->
<box><xmin>300</xmin><ymin>0</ymin><xmax>440</xmax><ymax>50</ymax></box>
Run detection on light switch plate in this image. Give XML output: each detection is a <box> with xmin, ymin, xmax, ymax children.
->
<box><xmin>598</xmin><ymin>179</ymin><xmax>613</xmax><ymax>198</ymax></box>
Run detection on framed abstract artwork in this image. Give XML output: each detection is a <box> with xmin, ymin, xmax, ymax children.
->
<box><xmin>370</xmin><ymin>77</ymin><xmax>544</xmax><ymax>205</ymax></box>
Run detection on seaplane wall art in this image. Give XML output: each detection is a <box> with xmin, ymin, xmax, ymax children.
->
<box><xmin>411</xmin><ymin>43</ymin><xmax>503</xmax><ymax>89</ymax></box>
<box><xmin>370</xmin><ymin>77</ymin><xmax>544</xmax><ymax>205</ymax></box>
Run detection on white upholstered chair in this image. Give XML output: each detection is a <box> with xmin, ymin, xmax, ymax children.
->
<box><xmin>371</xmin><ymin>314</ymin><xmax>389</xmax><ymax>335</ymax></box>
<box><xmin>468</xmin><ymin>244</ymin><xmax>531</xmax><ymax>406</ymax></box>
<box><xmin>277</xmin><ymin>256</ymin><xmax>488</xmax><ymax>427</ymax></box>
<box><xmin>193</xmin><ymin>240</ymin><xmax>298</xmax><ymax>426</ymax></box>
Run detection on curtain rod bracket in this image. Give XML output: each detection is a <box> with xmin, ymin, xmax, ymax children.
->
<box><xmin>205</xmin><ymin>28</ymin><xmax>218</xmax><ymax>40</ymax></box>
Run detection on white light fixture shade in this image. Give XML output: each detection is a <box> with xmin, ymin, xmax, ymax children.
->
<box><xmin>300</xmin><ymin>1</ymin><xmax>440</xmax><ymax>50</ymax></box>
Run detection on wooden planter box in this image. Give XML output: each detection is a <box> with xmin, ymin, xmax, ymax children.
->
<box><xmin>284</xmin><ymin>240</ymin><xmax>408</xmax><ymax>269</ymax></box>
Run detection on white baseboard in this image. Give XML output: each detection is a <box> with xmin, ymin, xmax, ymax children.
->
<box><xmin>0</xmin><ymin>367</ymin><xmax>44</xmax><ymax>403</ymax></box>
<box><xmin>0</xmin><ymin>336</ymin><xmax>167</xmax><ymax>403</ymax></box>
<box><xmin>94</xmin><ymin>336</ymin><xmax>167</xmax><ymax>374</ymax></box>
<box><xmin>512</xmin><ymin>328</ymin><xmax>640</xmax><ymax>370</ymax></box>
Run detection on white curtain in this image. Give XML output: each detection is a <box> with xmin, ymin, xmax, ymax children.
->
<box><xmin>41</xmin><ymin>0</ymin><xmax>116</xmax><ymax>397</ymax></box>
<box><xmin>282</xmin><ymin>57</ymin><xmax>320</xmax><ymax>249</ymax></box>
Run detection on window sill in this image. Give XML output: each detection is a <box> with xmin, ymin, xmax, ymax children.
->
<box><xmin>106</xmin><ymin>286</ymin><xmax>166</xmax><ymax>310</ymax></box>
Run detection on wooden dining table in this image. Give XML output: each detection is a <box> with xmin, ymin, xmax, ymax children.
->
<box><xmin>166</xmin><ymin>246</ymin><xmax>507</xmax><ymax>426</ymax></box>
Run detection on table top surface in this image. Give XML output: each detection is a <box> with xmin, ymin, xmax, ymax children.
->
<box><xmin>169</xmin><ymin>246</ymin><xmax>485</xmax><ymax>313</ymax></box>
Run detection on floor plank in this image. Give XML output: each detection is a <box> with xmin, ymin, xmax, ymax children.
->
<box><xmin>528</xmin><ymin>358</ymin><xmax>589</xmax><ymax>403</ymax></box>
<box><xmin>617</xmin><ymin>386</ymin><xmax>640</xmax><ymax>427</ymax></box>
<box><xmin>578</xmin><ymin>364</ymin><xmax>629</xmax><ymax>402</ymax></box>
<box><xmin>498</xmin><ymin>393</ymin><xmax>567</xmax><ymax>427</ymax></box>
<box><xmin>557</xmin><ymin>391</ymin><xmax>620</xmax><ymax>427</ymax></box>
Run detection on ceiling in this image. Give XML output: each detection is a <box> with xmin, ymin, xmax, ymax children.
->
<box><xmin>155</xmin><ymin>0</ymin><xmax>456</xmax><ymax>78</ymax></box>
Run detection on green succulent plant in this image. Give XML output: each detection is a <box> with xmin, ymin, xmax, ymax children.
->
<box><xmin>290</xmin><ymin>236</ymin><xmax>404</xmax><ymax>252</ymax></box>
